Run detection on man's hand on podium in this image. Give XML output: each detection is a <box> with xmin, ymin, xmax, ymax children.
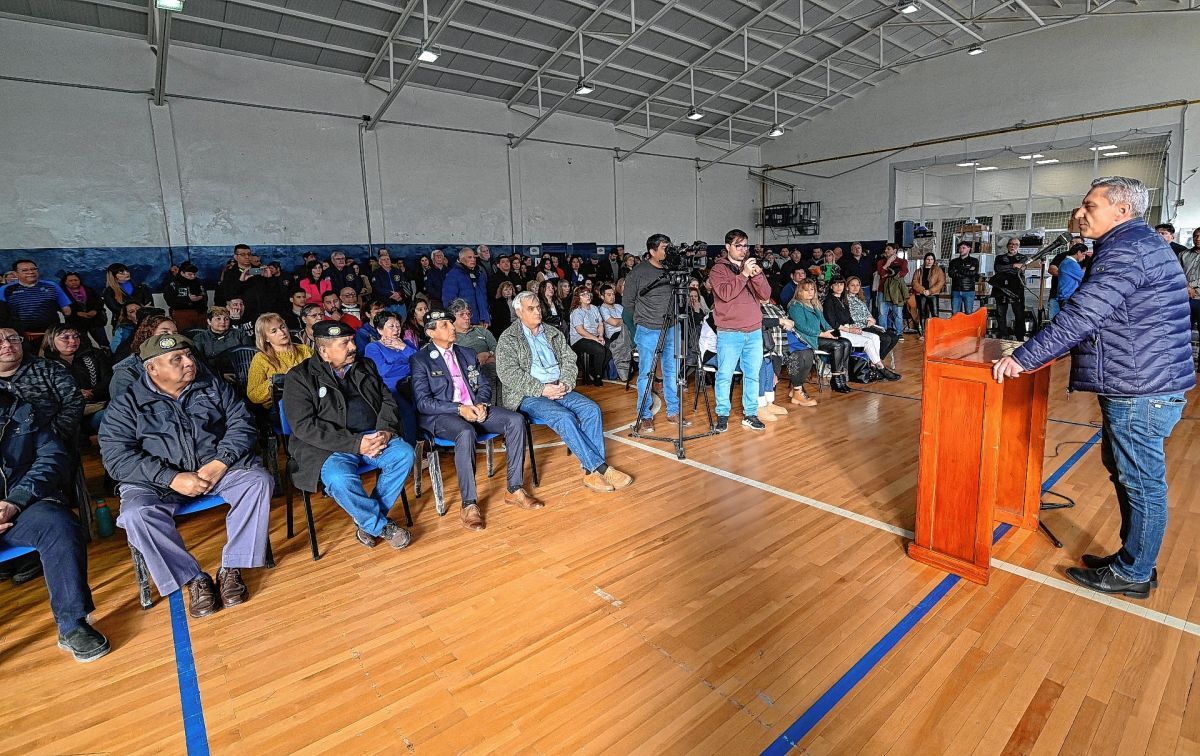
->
<box><xmin>992</xmin><ymin>355</ymin><xmax>1026</xmax><ymax>383</ymax></box>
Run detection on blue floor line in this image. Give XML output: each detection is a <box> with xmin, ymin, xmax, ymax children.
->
<box><xmin>169</xmin><ymin>590</ymin><xmax>211</xmax><ymax>756</ymax></box>
<box><xmin>760</xmin><ymin>430</ymin><xmax>1102</xmax><ymax>754</ymax></box>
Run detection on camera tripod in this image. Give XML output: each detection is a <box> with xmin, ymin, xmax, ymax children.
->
<box><xmin>629</xmin><ymin>272</ymin><xmax>716</xmax><ymax>459</ymax></box>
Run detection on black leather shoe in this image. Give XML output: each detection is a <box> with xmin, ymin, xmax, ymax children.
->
<box><xmin>831</xmin><ymin>377</ymin><xmax>852</xmax><ymax>394</ymax></box>
<box><xmin>1081</xmin><ymin>553</ymin><xmax>1158</xmax><ymax>588</ymax></box>
<box><xmin>58</xmin><ymin>621</ymin><xmax>111</xmax><ymax>663</ymax></box>
<box><xmin>878</xmin><ymin>367</ymin><xmax>902</xmax><ymax>381</ymax></box>
<box><xmin>186</xmin><ymin>573</ymin><xmax>223</xmax><ymax>618</ymax></box>
<box><xmin>1065</xmin><ymin>565</ymin><xmax>1152</xmax><ymax>599</ymax></box>
<box><xmin>11</xmin><ymin>553</ymin><xmax>43</xmax><ymax>584</ymax></box>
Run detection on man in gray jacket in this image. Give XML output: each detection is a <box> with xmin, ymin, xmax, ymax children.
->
<box><xmin>100</xmin><ymin>334</ymin><xmax>273</xmax><ymax>619</ymax></box>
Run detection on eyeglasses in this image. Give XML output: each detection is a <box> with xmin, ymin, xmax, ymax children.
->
<box><xmin>0</xmin><ymin>336</ymin><xmax>23</xmax><ymax>345</ymax></box>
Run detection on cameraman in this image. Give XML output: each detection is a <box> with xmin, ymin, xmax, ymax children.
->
<box><xmin>624</xmin><ymin>234</ymin><xmax>683</xmax><ymax>432</ymax></box>
<box><xmin>708</xmin><ymin>229</ymin><xmax>771</xmax><ymax>432</ymax></box>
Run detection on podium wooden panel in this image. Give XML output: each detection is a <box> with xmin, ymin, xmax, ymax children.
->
<box><xmin>907</xmin><ymin>309</ymin><xmax>1051</xmax><ymax>584</ymax></box>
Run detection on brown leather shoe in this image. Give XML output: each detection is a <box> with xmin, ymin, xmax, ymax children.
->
<box><xmin>583</xmin><ymin>471</ymin><xmax>615</xmax><ymax>492</ymax></box>
<box><xmin>505</xmin><ymin>488</ymin><xmax>544</xmax><ymax>510</ymax></box>
<box><xmin>216</xmin><ymin>567</ymin><xmax>248</xmax><ymax>608</ymax></box>
<box><xmin>790</xmin><ymin>388</ymin><xmax>817</xmax><ymax>407</ymax></box>
<box><xmin>603</xmin><ymin>467</ymin><xmax>633</xmax><ymax>489</ymax></box>
<box><xmin>665</xmin><ymin>415</ymin><xmax>693</xmax><ymax>428</ymax></box>
<box><xmin>186</xmin><ymin>573</ymin><xmax>222</xmax><ymax>618</ymax></box>
<box><xmin>639</xmin><ymin>418</ymin><xmax>654</xmax><ymax>433</ymax></box>
<box><xmin>461</xmin><ymin>503</ymin><xmax>484</xmax><ymax>530</ymax></box>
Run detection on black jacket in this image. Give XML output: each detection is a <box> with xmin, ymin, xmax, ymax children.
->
<box><xmin>50</xmin><ymin>349</ymin><xmax>112</xmax><ymax>403</ymax></box>
<box><xmin>164</xmin><ymin>274</ymin><xmax>207</xmax><ymax>314</ymax></box>
<box><xmin>822</xmin><ymin>294</ymin><xmax>854</xmax><ymax>330</ymax></box>
<box><xmin>0</xmin><ymin>390</ymin><xmax>70</xmax><ymax>511</ymax></box>
<box><xmin>0</xmin><ymin>355</ymin><xmax>83</xmax><ymax>443</ymax></box>
<box><xmin>282</xmin><ymin>356</ymin><xmax>401</xmax><ymax>492</ymax></box>
<box><xmin>99</xmin><ymin>371</ymin><xmax>260</xmax><ymax>495</ymax></box>
<box><xmin>946</xmin><ymin>255</ymin><xmax>980</xmax><ymax>292</ymax></box>
<box><xmin>64</xmin><ymin>284</ymin><xmax>107</xmax><ymax>329</ymax></box>
<box><xmin>102</xmin><ymin>283</ymin><xmax>153</xmax><ymax>320</ymax></box>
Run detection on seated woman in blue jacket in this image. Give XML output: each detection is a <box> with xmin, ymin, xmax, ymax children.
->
<box><xmin>363</xmin><ymin>310</ymin><xmax>417</xmax><ymax>444</ymax></box>
<box><xmin>786</xmin><ymin>279</ymin><xmax>851</xmax><ymax>396</ymax></box>
<box><xmin>409</xmin><ymin>309</ymin><xmax>540</xmax><ymax>532</ymax></box>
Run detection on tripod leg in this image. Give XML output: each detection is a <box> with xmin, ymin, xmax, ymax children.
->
<box><xmin>1039</xmin><ymin>520</ymin><xmax>1064</xmax><ymax>548</ymax></box>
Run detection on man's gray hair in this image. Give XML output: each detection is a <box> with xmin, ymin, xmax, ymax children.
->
<box><xmin>1091</xmin><ymin>176</ymin><xmax>1149</xmax><ymax>217</ymax></box>
<box><xmin>447</xmin><ymin>298</ymin><xmax>471</xmax><ymax>316</ymax></box>
<box><xmin>512</xmin><ymin>290</ymin><xmax>538</xmax><ymax>313</ymax></box>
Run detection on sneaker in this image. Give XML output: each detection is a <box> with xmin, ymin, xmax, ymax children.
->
<box><xmin>58</xmin><ymin>621</ymin><xmax>111</xmax><ymax>663</ymax></box>
<box><xmin>714</xmin><ymin>416</ymin><xmax>729</xmax><ymax>433</ymax></box>
<box><xmin>380</xmin><ymin>521</ymin><xmax>413</xmax><ymax>549</ymax></box>
<box><xmin>665</xmin><ymin>415</ymin><xmax>693</xmax><ymax>428</ymax></box>
<box><xmin>355</xmin><ymin>527</ymin><xmax>379</xmax><ymax>548</ymax></box>
<box><xmin>742</xmin><ymin>416</ymin><xmax>766</xmax><ymax>431</ymax></box>
<box><xmin>639</xmin><ymin>418</ymin><xmax>654</xmax><ymax>433</ymax></box>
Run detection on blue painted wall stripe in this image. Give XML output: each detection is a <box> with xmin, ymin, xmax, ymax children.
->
<box><xmin>168</xmin><ymin>590</ymin><xmax>211</xmax><ymax>756</ymax></box>
<box><xmin>760</xmin><ymin>429</ymin><xmax>1102</xmax><ymax>754</ymax></box>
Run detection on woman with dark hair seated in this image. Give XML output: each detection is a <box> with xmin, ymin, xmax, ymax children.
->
<box><xmin>822</xmin><ymin>278</ymin><xmax>901</xmax><ymax>381</ymax></box>
<box><xmin>101</xmin><ymin>263</ymin><xmax>153</xmax><ymax>321</ymax></box>
<box><xmin>490</xmin><ymin>281</ymin><xmax>516</xmax><ymax>339</ymax></box>
<box><xmin>364</xmin><ymin>310</ymin><xmax>418</xmax><ymax>443</ymax></box>
<box><xmin>538</xmin><ymin>280</ymin><xmax>564</xmax><ymax>332</ymax></box>
<box><xmin>787</xmin><ymin>280</ymin><xmax>851</xmax><ymax>394</ymax></box>
<box><xmin>567</xmin><ymin>286</ymin><xmax>609</xmax><ymax>386</ymax></box>
<box><xmin>40</xmin><ymin>324</ymin><xmax>111</xmax><ymax>433</ymax></box>
<box><xmin>60</xmin><ymin>272</ymin><xmax>109</xmax><ymax>350</ymax></box>
<box><xmin>402</xmin><ymin>295</ymin><xmax>431</xmax><ymax>350</ymax></box>
<box><xmin>844</xmin><ymin>277</ymin><xmax>899</xmax><ymax>361</ymax></box>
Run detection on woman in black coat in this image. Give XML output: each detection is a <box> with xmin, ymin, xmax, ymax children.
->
<box><xmin>61</xmin><ymin>272</ymin><xmax>109</xmax><ymax>350</ymax></box>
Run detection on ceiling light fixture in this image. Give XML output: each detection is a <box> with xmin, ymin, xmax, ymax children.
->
<box><xmin>416</xmin><ymin>0</ymin><xmax>438</xmax><ymax>63</ymax></box>
<box><xmin>896</xmin><ymin>1</ymin><xmax>919</xmax><ymax>13</ymax></box>
<box><xmin>1018</xmin><ymin>153</ymin><xmax>1044</xmax><ymax>160</ymax></box>
<box><xmin>956</xmin><ymin>161</ymin><xmax>979</xmax><ymax>167</ymax></box>
<box><xmin>574</xmin><ymin>79</ymin><xmax>595</xmax><ymax>95</ymax></box>
<box><xmin>1089</xmin><ymin>145</ymin><xmax>1118</xmax><ymax>151</ymax></box>
<box><xmin>155</xmin><ymin>0</ymin><xmax>184</xmax><ymax>9</ymax></box>
<box><xmin>417</xmin><ymin>48</ymin><xmax>439</xmax><ymax>63</ymax></box>
<box><xmin>967</xmin><ymin>44</ymin><xmax>985</xmax><ymax>56</ymax></box>
<box><xmin>976</xmin><ymin>166</ymin><xmax>999</xmax><ymax>171</ymax></box>
<box><xmin>767</xmin><ymin>91</ymin><xmax>784</xmax><ymax>137</ymax></box>
<box><xmin>1036</xmin><ymin>158</ymin><xmax>1060</xmax><ymax>165</ymax></box>
<box><xmin>687</xmin><ymin>108</ymin><xmax>705</xmax><ymax>121</ymax></box>
<box><xmin>685</xmin><ymin>67</ymin><xmax>704</xmax><ymax>120</ymax></box>
<box><xmin>1103</xmin><ymin>151</ymin><xmax>1130</xmax><ymax>157</ymax></box>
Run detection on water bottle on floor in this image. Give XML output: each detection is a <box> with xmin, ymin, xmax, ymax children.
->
<box><xmin>94</xmin><ymin>499</ymin><xmax>115</xmax><ymax>538</ymax></box>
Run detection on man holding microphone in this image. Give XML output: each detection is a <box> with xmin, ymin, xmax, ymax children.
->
<box><xmin>993</xmin><ymin>177</ymin><xmax>1193</xmax><ymax>598</ymax></box>
<box><xmin>708</xmin><ymin>229</ymin><xmax>772</xmax><ymax>432</ymax></box>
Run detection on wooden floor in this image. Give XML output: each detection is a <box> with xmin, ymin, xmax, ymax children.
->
<box><xmin>3</xmin><ymin>339</ymin><xmax>1199</xmax><ymax>755</ymax></box>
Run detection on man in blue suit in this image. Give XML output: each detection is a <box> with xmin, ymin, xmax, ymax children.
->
<box><xmin>410</xmin><ymin>309</ymin><xmax>541</xmax><ymax>531</ymax></box>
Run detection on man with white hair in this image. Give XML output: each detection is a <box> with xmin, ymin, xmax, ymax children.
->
<box><xmin>495</xmin><ymin>291</ymin><xmax>633</xmax><ymax>493</ymax></box>
<box><xmin>442</xmin><ymin>247</ymin><xmax>490</xmax><ymax>327</ymax></box>
<box><xmin>994</xmin><ymin>177</ymin><xmax>1194</xmax><ymax>599</ymax></box>
<box><xmin>100</xmin><ymin>333</ymin><xmax>273</xmax><ymax>618</ymax></box>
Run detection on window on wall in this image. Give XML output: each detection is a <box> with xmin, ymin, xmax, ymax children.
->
<box><xmin>895</xmin><ymin>133</ymin><xmax>1169</xmax><ymax>245</ymax></box>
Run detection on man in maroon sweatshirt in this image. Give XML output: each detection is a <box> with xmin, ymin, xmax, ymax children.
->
<box><xmin>708</xmin><ymin>229</ymin><xmax>773</xmax><ymax>432</ymax></box>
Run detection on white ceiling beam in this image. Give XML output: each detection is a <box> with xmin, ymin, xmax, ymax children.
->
<box><xmin>362</xmin><ymin>0</ymin><xmax>419</xmax><ymax>83</ymax></box>
<box><xmin>366</xmin><ymin>0</ymin><xmax>468</xmax><ymax>130</ymax></box>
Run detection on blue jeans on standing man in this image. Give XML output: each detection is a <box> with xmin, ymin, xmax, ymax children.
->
<box><xmin>519</xmin><ymin>391</ymin><xmax>606</xmax><ymax>473</ymax></box>
<box><xmin>1098</xmin><ymin>394</ymin><xmax>1187</xmax><ymax>583</ymax></box>
<box><xmin>714</xmin><ymin>329</ymin><xmax>764</xmax><ymax>419</ymax></box>
<box><xmin>633</xmin><ymin>324</ymin><xmax>679</xmax><ymax>420</ymax></box>
<box><xmin>320</xmin><ymin>438</ymin><xmax>415</xmax><ymax>537</ymax></box>
<box><xmin>880</xmin><ymin>302</ymin><xmax>904</xmax><ymax>333</ymax></box>
<box><xmin>950</xmin><ymin>290</ymin><xmax>976</xmax><ymax>314</ymax></box>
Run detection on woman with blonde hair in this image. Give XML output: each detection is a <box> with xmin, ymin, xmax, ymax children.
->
<box><xmin>246</xmin><ymin>313</ymin><xmax>312</xmax><ymax>409</ymax></box>
<box><xmin>101</xmin><ymin>263</ymin><xmax>153</xmax><ymax>320</ymax></box>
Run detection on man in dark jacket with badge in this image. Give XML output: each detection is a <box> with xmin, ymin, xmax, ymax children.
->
<box><xmin>282</xmin><ymin>320</ymin><xmax>415</xmax><ymax>550</ymax></box>
<box><xmin>410</xmin><ymin>309</ymin><xmax>540</xmax><ymax>532</ymax></box>
<box><xmin>994</xmin><ymin>177</ymin><xmax>1194</xmax><ymax>599</ymax></box>
<box><xmin>100</xmin><ymin>334</ymin><xmax>274</xmax><ymax>618</ymax></box>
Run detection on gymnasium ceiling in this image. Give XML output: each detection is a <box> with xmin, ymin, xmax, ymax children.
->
<box><xmin>1</xmin><ymin>0</ymin><xmax>1190</xmax><ymax>161</ymax></box>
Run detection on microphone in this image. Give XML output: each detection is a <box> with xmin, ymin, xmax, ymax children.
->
<box><xmin>1026</xmin><ymin>232</ymin><xmax>1073</xmax><ymax>264</ymax></box>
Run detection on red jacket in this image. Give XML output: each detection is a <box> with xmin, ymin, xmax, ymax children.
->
<box><xmin>875</xmin><ymin>254</ymin><xmax>909</xmax><ymax>283</ymax></box>
<box><xmin>709</xmin><ymin>258</ymin><xmax>772</xmax><ymax>332</ymax></box>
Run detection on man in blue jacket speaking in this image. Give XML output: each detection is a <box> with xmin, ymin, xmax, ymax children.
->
<box><xmin>993</xmin><ymin>177</ymin><xmax>1194</xmax><ymax>599</ymax></box>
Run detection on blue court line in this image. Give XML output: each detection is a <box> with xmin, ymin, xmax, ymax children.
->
<box><xmin>852</xmin><ymin>386</ymin><xmax>1100</xmax><ymax>429</ymax></box>
<box><xmin>761</xmin><ymin>429</ymin><xmax>1102</xmax><ymax>754</ymax></box>
<box><xmin>169</xmin><ymin>590</ymin><xmax>211</xmax><ymax>756</ymax></box>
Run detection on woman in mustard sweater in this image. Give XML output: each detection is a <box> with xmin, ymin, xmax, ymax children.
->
<box><xmin>246</xmin><ymin>313</ymin><xmax>312</xmax><ymax>409</ymax></box>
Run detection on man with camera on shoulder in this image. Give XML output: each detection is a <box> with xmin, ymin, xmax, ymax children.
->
<box><xmin>623</xmin><ymin>233</ymin><xmax>684</xmax><ymax>433</ymax></box>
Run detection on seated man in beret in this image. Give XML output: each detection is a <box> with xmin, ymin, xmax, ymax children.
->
<box><xmin>99</xmin><ymin>334</ymin><xmax>274</xmax><ymax>618</ymax></box>
<box><xmin>495</xmin><ymin>291</ymin><xmax>633</xmax><ymax>492</ymax></box>
<box><xmin>282</xmin><ymin>320</ymin><xmax>416</xmax><ymax>549</ymax></box>
<box><xmin>410</xmin><ymin>309</ymin><xmax>541</xmax><ymax>531</ymax></box>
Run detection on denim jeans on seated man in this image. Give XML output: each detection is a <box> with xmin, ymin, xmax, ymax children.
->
<box><xmin>1099</xmin><ymin>394</ymin><xmax>1186</xmax><ymax>584</ymax></box>
<box><xmin>714</xmin><ymin>328</ymin><xmax>763</xmax><ymax>419</ymax></box>
<box><xmin>319</xmin><ymin>438</ymin><xmax>414</xmax><ymax>537</ymax></box>
<box><xmin>950</xmin><ymin>291</ymin><xmax>976</xmax><ymax>315</ymax></box>
<box><xmin>518</xmin><ymin>391</ymin><xmax>605</xmax><ymax>473</ymax></box>
<box><xmin>0</xmin><ymin>501</ymin><xmax>93</xmax><ymax>636</ymax></box>
<box><xmin>633</xmin><ymin>324</ymin><xmax>678</xmax><ymax>421</ymax></box>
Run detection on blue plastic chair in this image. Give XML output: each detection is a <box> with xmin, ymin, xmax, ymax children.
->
<box><xmin>130</xmin><ymin>493</ymin><xmax>276</xmax><ymax>610</ymax></box>
<box><xmin>278</xmin><ymin>400</ymin><xmax>412</xmax><ymax>560</ymax></box>
<box><xmin>415</xmin><ymin>429</ymin><xmax>499</xmax><ymax>516</ymax></box>
<box><xmin>0</xmin><ymin>544</ymin><xmax>36</xmax><ymax>564</ymax></box>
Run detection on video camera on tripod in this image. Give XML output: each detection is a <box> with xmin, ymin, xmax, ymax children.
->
<box><xmin>662</xmin><ymin>240</ymin><xmax>707</xmax><ymax>274</ymax></box>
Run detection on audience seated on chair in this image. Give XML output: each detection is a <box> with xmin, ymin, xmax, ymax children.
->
<box><xmin>99</xmin><ymin>334</ymin><xmax>273</xmax><ymax>619</ymax></box>
<box><xmin>411</xmin><ymin>308</ymin><xmax>541</xmax><ymax>531</ymax></box>
<box><xmin>363</xmin><ymin>311</ymin><xmax>418</xmax><ymax>444</ymax></box>
<box><xmin>109</xmin><ymin>315</ymin><xmax>179</xmax><ymax>400</ymax></box>
<box><xmin>448</xmin><ymin>297</ymin><xmax>498</xmax><ymax>386</ymax></box>
<box><xmin>282</xmin><ymin>320</ymin><xmax>416</xmax><ymax>550</ymax></box>
<box><xmin>822</xmin><ymin>279</ymin><xmax>901</xmax><ymax>382</ymax></box>
<box><xmin>246</xmin><ymin>313</ymin><xmax>312</xmax><ymax>409</ymax></box>
<box><xmin>191</xmin><ymin>306</ymin><xmax>252</xmax><ymax>374</ymax></box>
<box><xmin>0</xmin><ymin>326</ymin><xmax>84</xmax><ymax>443</ymax></box>
<box><xmin>0</xmin><ymin>386</ymin><xmax>108</xmax><ymax>662</ymax></box>
<box><xmin>495</xmin><ymin>291</ymin><xmax>632</xmax><ymax>493</ymax></box>
<box><xmin>39</xmin><ymin>324</ymin><xmax>111</xmax><ymax>434</ymax></box>
<box><xmin>788</xmin><ymin>280</ymin><xmax>851</xmax><ymax>395</ymax></box>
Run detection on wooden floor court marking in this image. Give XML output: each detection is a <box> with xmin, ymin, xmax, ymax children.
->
<box><xmin>603</xmin><ymin>429</ymin><xmax>1200</xmax><ymax>640</ymax></box>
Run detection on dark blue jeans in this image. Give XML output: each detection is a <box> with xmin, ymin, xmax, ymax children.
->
<box><xmin>1099</xmin><ymin>394</ymin><xmax>1187</xmax><ymax>583</ymax></box>
<box><xmin>0</xmin><ymin>501</ymin><xmax>94</xmax><ymax>635</ymax></box>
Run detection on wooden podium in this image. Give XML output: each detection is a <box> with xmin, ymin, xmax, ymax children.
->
<box><xmin>907</xmin><ymin>308</ymin><xmax>1051</xmax><ymax>584</ymax></box>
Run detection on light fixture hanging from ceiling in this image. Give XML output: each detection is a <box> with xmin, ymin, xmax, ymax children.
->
<box><xmin>417</xmin><ymin>0</ymin><xmax>438</xmax><ymax>63</ymax></box>
<box><xmin>767</xmin><ymin>91</ymin><xmax>784</xmax><ymax>137</ymax></box>
<box><xmin>967</xmin><ymin>44</ymin><xmax>985</xmax><ymax>56</ymax></box>
<box><xmin>686</xmin><ymin>68</ymin><xmax>704</xmax><ymax>120</ymax></box>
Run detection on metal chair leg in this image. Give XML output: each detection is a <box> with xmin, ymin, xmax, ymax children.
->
<box><xmin>412</xmin><ymin>440</ymin><xmax>425</xmax><ymax>498</ymax></box>
<box><xmin>265</xmin><ymin>538</ymin><xmax>276</xmax><ymax>569</ymax></box>
<box><xmin>485</xmin><ymin>438</ymin><xmax>495</xmax><ymax>477</ymax></box>
<box><xmin>527</xmin><ymin>420</ymin><xmax>540</xmax><ymax>487</ymax></box>
<box><xmin>400</xmin><ymin>488</ymin><xmax>413</xmax><ymax>528</ymax></box>
<box><xmin>430</xmin><ymin>448</ymin><xmax>447</xmax><ymax>516</ymax></box>
<box><xmin>130</xmin><ymin>545</ymin><xmax>153</xmax><ymax>610</ymax></box>
<box><xmin>302</xmin><ymin>491</ymin><xmax>320</xmax><ymax>561</ymax></box>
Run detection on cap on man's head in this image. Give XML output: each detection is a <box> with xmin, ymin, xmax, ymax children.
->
<box><xmin>312</xmin><ymin>321</ymin><xmax>352</xmax><ymax>340</ymax></box>
<box><xmin>423</xmin><ymin>309</ymin><xmax>454</xmax><ymax>329</ymax></box>
<box><xmin>180</xmin><ymin>261</ymin><xmax>198</xmax><ymax>274</ymax></box>
<box><xmin>140</xmin><ymin>333</ymin><xmax>193</xmax><ymax>362</ymax></box>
